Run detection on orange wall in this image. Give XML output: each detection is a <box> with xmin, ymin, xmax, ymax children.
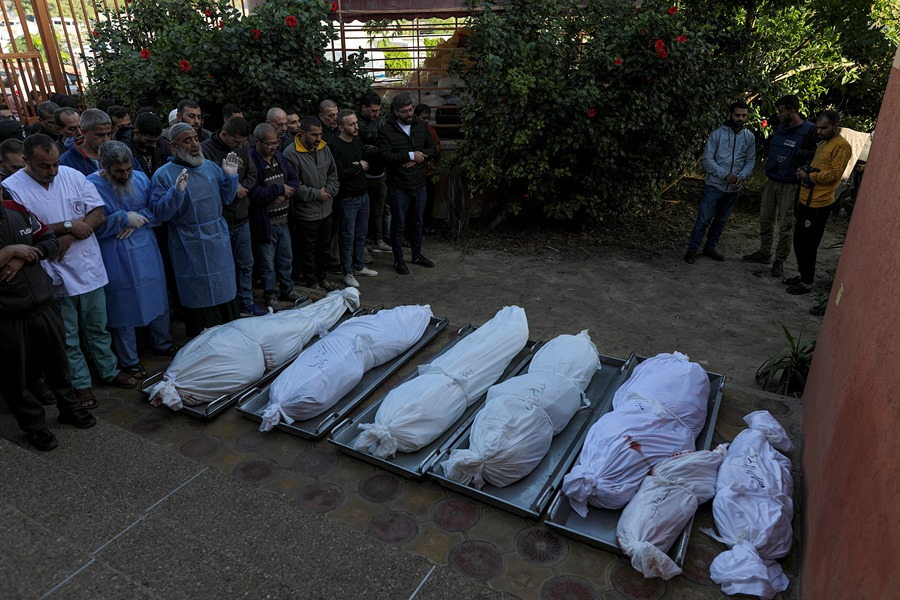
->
<box><xmin>801</xmin><ymin>47</ymin><xmax>900</xmax><ymax>597</ymax></box>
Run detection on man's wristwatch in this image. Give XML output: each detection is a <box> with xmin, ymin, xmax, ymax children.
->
<box><xmin>63</xmin><ymin>220</ymin><xmax>73</xmax><ymax>233</ymax></box>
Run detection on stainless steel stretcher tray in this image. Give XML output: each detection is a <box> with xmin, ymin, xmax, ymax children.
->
<box><xmin>139</xmin><ymin>300</ymin><xmax>368</xmax><ymax>420</ymax></box>
<box><xmin>427</xmin><ymin>354</ymin><xmax>638</xmax><ymax>519</ymax></box>
<box><xmin>328</xmin><ymin>326</ymin><xmax>542</xmax><ymax>479</ymax></box>
<box><xmin>544</xmin><ymin>355</ymin><xmax>725</xmax><ymax>568</ymax></box>
<box><xmin>234</xmin><ymin>316</ymin><xmax>450</xmax><ymax>439</ymax></box>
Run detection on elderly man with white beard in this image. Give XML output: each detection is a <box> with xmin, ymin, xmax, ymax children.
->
<box><xmin>87</xmin><ymin>141</ymin><xmax>188</xmax><ymax>377</ymax></box>
<box><xmin>150</xmin><ymin>122</ymin><xmax>241</xmax><ymax>337</ymax></box>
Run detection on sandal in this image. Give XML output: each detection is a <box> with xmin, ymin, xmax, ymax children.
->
<box><xmin>782</xmin><ymin>276</ymin><xmax>801</xmax><ymax>286</ymax></box>
<box><xmin>75</xmin><ymin>388</ymin><xmax>98</xmax><ymax>410</ymax></box>
<box><xmin>123</xmin><ymin>364</ymin><xmax>148</xmax><ymax>378</ymax></box>
<box><xmin>104</xmin><ymin>371</ymin><xmax>138</xmax><ymax>389</ymax></box>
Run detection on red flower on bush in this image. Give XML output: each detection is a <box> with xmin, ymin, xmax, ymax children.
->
<box><xmin>675</xmin><ymin>35</ymin><xmax>687</xmax><ymax>43</ymax></box>
<box><xmin>91</xmin><ymin>29</ymin><xmax>99</xmax><ymax>36</ymax></box>
<box><xmin>140</xmin><ymin>48</ymin><xmax>151</xmax><ymax>59</ymax></box>
<box><xmin>251</xmin><ymin>28</ymin><xmax>261</xmax><ymax>40</ymax></box>
<box><xmin>330</xmin><ymin>1</ymin><xmax>338</xmax><ymax>11</ymax></box>
<box><xmin>655</xmin><ymin>39</ymin><xmax>668</xmax><ymax>58</ymax></box>
<box><xmin>587</xmin><ymin>108</ymin><xmax>597</xmax><ymax>118</ymax></box>
<box><xmin>761</xmin><ymin>119</ymin><xmax>768</xmax><ymax>128</ymax></box>
<box><xmin>646</xmin><ymin>76</ymin><xmax>655</xmax><ymax>85</ymax></box>
<box><xmin>204</xmin><ymin>9</ymin><xmax>212</xmax><ymax>17</ymax></box>
<box><xmin>216</xmin><ymin>20</ymin><xmax>224</xmax><ymax>29</ymax></box>
<box><xmin>285</xmin><ymin>15</ymin><xmax>298</xmax><ymax>27</ymax></box>
<box><xmin>207</xmin><ymin>73</ymin><xmax>214</xmax><ymax>79</ymax></box>
<box><xmin>614</xmin><ymin>57</ymin><xmax>623</xmax><ymax>65</ymax></box>
<box><xmin>667</xmin><ymin>6</ymin><xmax>678</xmax><ymax>15</ymax></box>
<box><xmin>641</xmin><ymin>26</ymin><xmax>648</xmax><ymax>35</ymax></box>
<box><xmin>179</xmin><ymin>59</ymin><xmax>191</xmax><ymax>72</ymax></box>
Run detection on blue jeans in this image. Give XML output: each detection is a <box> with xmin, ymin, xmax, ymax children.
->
<box><xmin>110</xmin><ymin>311</ymin><xmax>172</xmax><ymax>368</ymax></box>
<box><xmin>687</xmin><ymin>184</ymin><xmax>739</xmax><ymax>253</ymax></box>
<box><xmin>58</xmin><ymin>288</ymin><xmax>119</xmax><ymax>389</ymax></box>
<box><xmin>340</xmin><ymin>194</ymin><xmax>370</xmax><ymax>273</ymax></box>
<box><xmin>229</xmin><ymin>221</ymin><xmax>254</xmax><ymax>308</ymax></box>
<box><xmin>387</xmin><ymin>186</ymin><xmax>426</xmax><ymax>263</ymax></box>
<box><xmin>255</xmin><ymin>222</ymin><xmax>294</xmax><ymax>296</ymax></box>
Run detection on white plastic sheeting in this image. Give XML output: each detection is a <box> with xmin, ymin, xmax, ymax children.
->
<box><xmin>146</xmin><ymin>289</ymin><xmax>360</xmax><ymax>410</ymax></box>
<box><xmin>562</xmin><ymin>352</ymin><xmax>710</xmax><ymax>514</ymax></box>
<box><xmin>617</xmin><ymin>445</ymin><xmax>727</xmax><ymax>580</ymax></box>
<box><xmin>440</xmin><ymin>330</ymin><xmax>600</xmax><ymax>488</ymax></box>
<box><xmin>352</xmin><ymin>306</ymin><xmax>529</xmax><ymax>458</ymax></box>
<box><xmin>260</xmin><ymin>305</ymin><xmax>433</xmax><ymax>430</ymax></box>
<box><xmin>706</xmin><ymin>411</ymin><xmax>794</xmax><ymax>599</ymax></box>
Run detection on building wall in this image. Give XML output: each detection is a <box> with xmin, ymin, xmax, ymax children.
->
<box><xmin>801</xmin><ymin>46</ymin><xmax>900</xmax><ymax>598</ymax></box>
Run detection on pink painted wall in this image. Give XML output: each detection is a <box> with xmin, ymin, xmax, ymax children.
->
<box><xmin>801</xmin><ymin>47</ymin><xmax>900</xmax><ymax>597</ymax></box>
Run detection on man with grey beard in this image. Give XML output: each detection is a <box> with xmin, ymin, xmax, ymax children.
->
<box><xmin>150</xmin><ymin>122</ymin><xmax>241</xmax><ymax>336</ymax></box>
<box><xmin>87</xmin><ymin>141</ymin><xmax>187</xmax><ymax>375</ymax></box>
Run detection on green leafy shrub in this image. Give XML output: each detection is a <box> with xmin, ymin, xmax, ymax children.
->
<box><xmin>450</xmin><ymin>0</ymin><xmax>752</xmax><ymax>219</ymax></box>
<box><xmin>377</xmin><ymin>38</ymin><xmax>411</xmax><ymax>76</ymax></box>
<box><xmin>87</xmin><ymin>0</ymin><xmax>369</xmax><ymax>122</ymax></box>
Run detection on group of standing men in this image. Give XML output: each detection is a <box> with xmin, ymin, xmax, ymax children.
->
<box><xmin>685</xmin><ymin>94</ymin><xmax>852</xmax><ymax>298</ymax></box>
<box><xmin>0</xmin><ymin>89</ymin><xmax>439</xmax><ymax>451</ymax></box>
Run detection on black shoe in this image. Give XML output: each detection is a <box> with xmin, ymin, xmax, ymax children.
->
<box><xmin>328</xmin><ymin>264</ymin><xmax>343</xmax><ymax>275</ymax></box>
<box><xmin>27</xmin><ymin>428</ymin><xmax>58</xmax><ymax>451</ymax></box>
<box><xmin>684</xmin><ymin>251</ymin><xmax>696</xmax><ymax>265</ymax></box>
<box><xmin>786</xmin><ymin>282</ymin><xmax>812</xmax><ymax>295</ymax></box>
<box><xmin>412</xmin><ymin>255</ymin><xmax>435</xmax><ymax>268</ymax></box>
<box><xmin>702</xmin><ymin>248</ymin><xmax>725</xmax><ymax>261</ymax></box>
<box><xmin>152</xmin><ymin>345</ymin><xmax>180</xmax><ymax>358</ymax></box>
<box><xmin>770</xmin><ymin>260</ymin><xmax>784</xmax><ymax>278</ymax></box>
<box><xmin>742</xmin><ymin>250</ymin><xmax>771</xmax><ymax>264</ymax></box>
<box><xmin>394</xmin><ymin>261</ymin><xmax>409</xmax><ymax>275</ymax></box>
<box><xmin>58</xmin><ymin>409</ymin><xmax>97</xmax><ymax>429</ymax></box>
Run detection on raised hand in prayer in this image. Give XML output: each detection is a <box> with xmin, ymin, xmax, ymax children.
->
<box><xmin>222</xmin><ymin>152</ymin><xmax>240</xmax><ymax>176</ymax></box>
<box><xmin>126</xmin><ymin>211</ymin><xmax>149</xmax><ymax>229</ymax></box>
<box><xmin>116</xmin><ymin>227</ymin><xmax>135</xmax><ymax>240</ymax></box>
<box><xmin>175</xmin><ymin>168</ymin><xmax>189</xmax><ymax>192</ymax></box>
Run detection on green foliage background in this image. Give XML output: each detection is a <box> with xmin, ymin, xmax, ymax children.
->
<box><xmin>86</xmin><ymin>0</ymin><xmax>370</xmax><ymax>123</ymax></box>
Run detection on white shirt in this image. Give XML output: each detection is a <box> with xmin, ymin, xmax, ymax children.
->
<box><xmin>3</xmin><ymin>166</ymin><xmax>108</xmax><ymax>297</ymax></box>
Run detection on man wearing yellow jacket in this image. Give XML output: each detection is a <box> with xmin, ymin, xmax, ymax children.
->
<box><xmin>783</xmin><ymin>110</ymin><xmax>851</xmax><ymax>295</ymax></box>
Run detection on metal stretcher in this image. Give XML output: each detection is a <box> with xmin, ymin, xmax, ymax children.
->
<box><xmin>234</xmin><ymin>315</ymin><xmax>450</xmax><ymax>439</ymax></box>
<box><xmin>544</xmin><ymin>355</ymin><xmax>725</xmax><ymax>568</ymax></box>
<box><xmin>328</xmin><ymin>327</ymin><xmax>542</xmax><ymax>479</ymax></box>
<box><xmin>427</xmin><ymin>354</ymin><xmax>638</xmax><ymax>519</ymax></box>
<box><xmin>139</xmin><ymin>300</ymin><xmax>368</xmax><ymax>420</ymax></box>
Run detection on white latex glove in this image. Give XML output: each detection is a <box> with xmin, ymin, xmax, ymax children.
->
<box><xmin>175</xmin><ymin>168</ymin><xmax>189</xmax><ymax>192</ymax></box>
<box><xmin>126</xmin><ymin>211</ymin><xmax>149</xmax><ymax>229</ymax></box>
<box><xmin>116</xmin><ymin>227</ymin><xmax>135</xmax><ymax>240</ymax></box>
<box><xmin>222</xmin><ymin>152</ymin><xmax>239</xmax><ymax>176</ymax></box>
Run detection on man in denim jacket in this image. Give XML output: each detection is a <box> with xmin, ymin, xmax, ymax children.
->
<box><xmin>685</xmin><ymin>101</ymin><xmax>756</xmax><ymax>264</ymax></box>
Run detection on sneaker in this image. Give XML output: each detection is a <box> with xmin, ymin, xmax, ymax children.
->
<box><xmin>354</xmin><ymin>266</ymin><xmax>378</xmax><ymax>277</ymax></box>
<box><xmin>786</xmin><ymin>282</ymin><xmax>812</xmax><ymax>295</ymax></box>
<box><xmin>394</xmin><ymin>261</ymin><xmax>409</xmax><ymax>275</ymax></box>
<box><xmin>264</xmin><ymin>295</ymin><xmax>279</xmax><ymax>310</ymax></box>
<box><xmin>58</xmin><ymin>409</ymin><xmax>97</xmax><ymax>429</ymax></box>
<box><xmin>363</xmin><ymin>249</ymin><xmax>374</xmax><ymax>265</ymax></box>
<box><xmin>770</xmin><ymin>260</ymin><xmax>784</xmax><ymax>278</ymax></box>
<box><xmin>702</xmin><ymin>248</ymin><xmax>725</xmax><ymax>261</ymax></box>
<box><xmin>684</xmin><ymin>251</ymin><xmax>696</xmax><ymax>264</ymax></box>
<box><xmin>371</xmin><ymin>241</ymin><xmax>392</xmax><ymax>253</ymax></box>
<box><xmin>412</xmin><ymin>255</ymin><xmax>435</xmax><ymax>268</ymax></box>
<box><xmin>240</xmin><ymin>303</ymin><xmax>268</xmax><ymax>317</ymax></box>
<box><xmin>278</xmin><ymin>289</ymin><xmax>303</xmax><ymax>302</ymax></box>
<box><xmin>343</xmin><ymin>273</ymin><xmax>360</xmax><ymax>288</ymax></box>
<box><xmin>742</xmin><ymin>250</ymin><xmax>771</xmax><ymax>264</ymax></box>
<box><xmin>27</xmin><ymin>428</ymin><xmax>58</xmax><ymax>451</ymax></box>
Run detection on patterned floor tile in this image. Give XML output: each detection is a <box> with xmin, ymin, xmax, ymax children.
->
<box><xmin>296</xmin><ymin>482</ymin><xmax>344</xmax><ymax>513</ymax></box>
<box><xmin>448</xmin><ymin>540</ymin><xmax>504</xmax><ymax>581</ymax></box>
<box><xmin>367</xmin><ymin>510</ymin><xmax>419</xmax><ymax>545</ymax></box>
<box><xmin>232</xmin><ymin>457</ymin><xmax>281</xmax><ymax>486</ymax></box>
<box><xmin>432</xmin><ymin>497</ymin><xmax>481</xmax><ymax>532</ymax></box>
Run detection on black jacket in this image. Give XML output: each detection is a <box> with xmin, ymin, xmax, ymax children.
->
<box><xmin>116</xmin><ymin>126</ymin><xmax>172</xmax><ymax>177</ymax></box>
<box><xmin>378</xmin><ymin>114</ymin><xmax>436</xmax><ymax>192</ymax></box>
<box><xmin>201</xmin><ymin>133</ymin><xmax>258</xmax><ymax>228</ymax></box>
<box><xmin>0</xmin><ymin>200</ymin><xmax>59</xmax><ymax>318</ymax></box>
<box><xmin>358</xmin><ymin>114</ymin><xmax>385</xmax><ymax>177</ymax></box>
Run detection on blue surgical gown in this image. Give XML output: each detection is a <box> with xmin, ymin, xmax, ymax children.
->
<box><xmin>89</xmin><ymin>170</ymin><xmax>184</xmax><ymax>328</ymax></box>
<box><xmin>150</xmin><ymin>161</ymin><xmax>239</xmax><ymax>309</ymax></box>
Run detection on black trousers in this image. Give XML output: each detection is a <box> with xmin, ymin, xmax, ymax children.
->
<box><xmin>298</xmin><ymin>215</ymin><xmax>332</xmax><ymax>286</ymax></box>
<box><xmin>0</xmin><ymin>299</ymin><xmax>80</xmax><ymax>433</ymax></box>
<box><xmin>793</xmin><ymin>201</ymin><xmax>832</xmax><ymax>285</ymax></box>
